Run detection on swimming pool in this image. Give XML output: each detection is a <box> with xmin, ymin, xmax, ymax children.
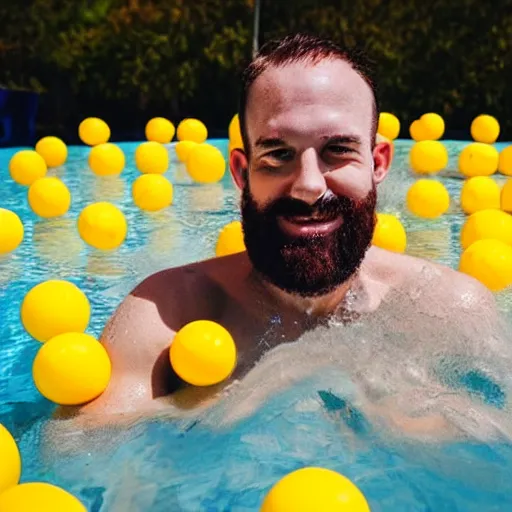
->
<box><xmin>1</xmin><ymin>139</ymin><xmax>512</xmax><ymax>511</ymax></box>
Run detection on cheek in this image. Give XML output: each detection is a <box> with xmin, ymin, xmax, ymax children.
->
<box><xmin>325</xmin><ymin>166</ymin><xmax>373</xmax><ymax>201</ymax></box>
<box><xmin>248</xmin><ymin>172</ymin><xmax>289</xmax><ymax>205</ymax></box>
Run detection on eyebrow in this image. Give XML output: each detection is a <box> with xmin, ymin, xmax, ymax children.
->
<box><xmin>254</xmin><ymin>137</ymin><xmax>287</xmax><ymax>148</ymax></box>
<box><xmin>323</xmin><ymin>134</ymin><xmax>362</xmax><ymax>145</ymax></box>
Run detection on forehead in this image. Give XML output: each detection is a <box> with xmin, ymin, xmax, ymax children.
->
<box><xmin>245</xmin><ymin>59</ymin><xmax>374</xmax><ymax>145</ymax></box>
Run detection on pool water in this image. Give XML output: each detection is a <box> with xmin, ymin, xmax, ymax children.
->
<box><xmin>1</xmin><ymin>139</ymin><xmax>512</xmax><ymax>511</ymax></box>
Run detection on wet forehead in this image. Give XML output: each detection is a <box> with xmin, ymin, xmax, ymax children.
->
<box><xmin>245</xmin><ymin>59</ymin><xmax>374</xmax><ymax>144</ymax></box>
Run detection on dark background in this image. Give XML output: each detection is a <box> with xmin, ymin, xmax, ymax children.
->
<box><xmin>0</xmin><ymin>0</ymin><xmax>511</xmax><ymax>145</ymax></box>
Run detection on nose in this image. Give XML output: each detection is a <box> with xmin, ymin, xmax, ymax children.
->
<box><xmin>288</xmin><ymin>149</ymin><xmax>327</xmax><ymax>205</ymax></box>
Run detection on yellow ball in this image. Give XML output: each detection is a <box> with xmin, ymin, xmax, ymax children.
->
<box><xmin>460</xmin><ymin>176</ymin><xmax>500</xmax><ymax>215</ymax></box>
<box><xmin>170</xmin><ymin>320</ymin><xmax>237</xmax><ymax>386</ymax></box>
<box><xmin>471</xmin><ymin>114</ymin><xmax>500</xmax><ymax>144</ymax></box>
<box><xmin>0</xmin><ymin>482</ymin><xmax>86</xmax><ymax>512</ymax></box>
<box><xmin>21</xmin><ymin>280</ymin><xmax>90</xmax><ymax>342</ymax></box>
<box><xmin>145</xmin><ymin>117</ymin><xmax>175</xmax><ymax>144</ymax></box>
<box><xmin>88</xmin><ymin>143</ymin><xmax>125</xmax><ymax>176</ymax></box>
<box><xmin>78</xmin><ymin>117</ymin><xmax>110</xmax><ymax>146</ymax></box>
<box><xmin>175</xmin><ymin>140</ymin><xmax>199</xmax><ymax>163</ymax></box>
<box><xmin>135</xmin><ymin>141</ymin><xmax>169</xmax><ymax>174</ymax></box>
<box><xmin>9</xmin><ymin>150</ymin><xmax>47</xmax><ymax>186</ymax></box>
<box><xmin>229</xmin><ymin>114</ymin><xmax>244</xmax><ymax>149</ymax></box>
<box><xmin>458</xmin><ymin>142</ymin><xmax>499</xmax><ymax>177</ymax></box>
<box><xmin>77</xmin><ymin>202</ymin><xmax>127</xmax><ymax>250</ymax></box>
<box><xmin>35</xmin><ymin>136</ymin><xmax>68</xmax><ymax>167</ymax></box>
<box><xmin>460</xmin><ymin>209</ymin><xmax>512</xmax><ymax>249</ymax></box>
<box><xmin>33</xmin><ymin>332</ymin><xmax>111</xmax><ymax>405</ymax></box>
<box><xmin>177</xmin><ymin>118</ymin><xmax>208</xmax><ymax>143</ymax></box>
<box><xmin>186</xmin><ymin>144</ymin><xmax>226</xmax><ymax>184</ymax></box>
<box><xmin>501</xmin><ymin>179</ymin><xmax>512</xmax><ymax>213</ymax></box>
<box><xmin>377</xmin><ymin>112</ymin><xmax>400</xmax><ymax>140</ymax></box>
<box><xmin>498</xmin><ymin>146</ymin><xmax>512</xmax><ymax>176</ymax></box>
<box><xmin>409</xmin><ymin>141</ymin><xmax>448</xmax><ymax>174</ymax></box>
<box><xmin>418</xmin><ymin>113</ymin><xmax>445</xmax><ymax>140</ymax></box>
<box><xmin>132</xmin><ymin>174</ymin><xmax>173</xmax><ymax>212</ymax></box>
<box><xmin>459</xmin><ymin>239</ymin><xmax>512</xmax><ymax>292</ymax></box>
<box><xmin>372</xmin><ymin>213</ymin><xmax>407</xmax><ymax>253</ymax></box>
<box><xmin>216</xmin><ymin>221</ymin><xmax>246</xmax><ymax>257</ymax></box>
<box><xmin>0</xmin><ymin>209</ymin><xmax>24</xmax><ymax>254</ymax></box>
<box><xmin>261</xmin><ymin>467</ymin><xmax>370</xmax><ymax>512</ymax></box>
<box><xmin>406</xmin><ymin>179</ymin><xmax>450</xmax><ymax>219</ymax></box>
<box><xmin>409</xmin><ymin>119</ymin><xmax>426</xmax><ymax>142</ymax></box>
<box><xmin>0</xmin><ymin>425</ymin><xmax>21</xmax><ymax>493</ymax></box>
<box><xmin>28</xmin><ymin>177</ymin><xmax>71</xmax><ymax>218</ymax></box>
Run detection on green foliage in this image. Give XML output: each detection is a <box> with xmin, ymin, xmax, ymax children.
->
<box><xmin>0</xmin><ymin>0</ymin><xmax>510</xmax><ymax>139</ymax></box>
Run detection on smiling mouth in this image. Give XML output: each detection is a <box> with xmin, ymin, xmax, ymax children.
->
<box><xmin>277</xmin><ymin>215</ymin><xmax>343</xmax><ymax>236</ymax></box>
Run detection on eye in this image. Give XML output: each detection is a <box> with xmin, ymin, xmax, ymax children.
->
<box><xmin>326</xmin><ymin>144</ymin><xmax>354</xmax><ymax>155</ymax></box>
<box><xmin>265</xmin><ymin>148</ymin><xmax>294</xmax><ymax>162</ymax></box>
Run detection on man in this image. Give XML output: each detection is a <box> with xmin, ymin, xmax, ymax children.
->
<box><xmin>75</xmin><ymin>34</ymin><xmax>509</xmax><ymax>437</ymax></box>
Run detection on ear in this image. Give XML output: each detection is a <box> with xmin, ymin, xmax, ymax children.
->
<box><xmin>372</xmin><ymin>138</ymin><xmax>393</xmax><ymax>184</ymax></box>
<box><xmin>229</xmin><ymin>148</ymin><xmax>249</xmax><ymax>190</ymax></box>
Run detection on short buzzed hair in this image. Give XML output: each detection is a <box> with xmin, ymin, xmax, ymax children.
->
<box><xmin>239</xmin><ymin>33</ymin><xmax>379</xmax><ymax>153</ymax></box>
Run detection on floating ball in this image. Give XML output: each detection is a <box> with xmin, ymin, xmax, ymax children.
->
<box><xmin>135</xmin><ymin>141</ymin><xmax>169</xmax><ymax>174</ymax></box>
<box><xmin>145</xmin><ymin>117</ymin><xmax>175</xmax><ymax>144</ymax></box>
<box><xmin>88</xmin><ymin>143</ymin><xmax>125</xmax><ymax>176</ymax></box>
<box><xmin>460</xmin><ymin>176</ymin><xmax>500</xmax><ymax>215</ymax></box>
<box><xmin>175</xmin><ymin>140</ymin><xmax>199</xmax><ymax>163</ymax></box>
<box><xmin>501</xmin><ymin>179</ymin><xmax>512</xmax><ymax>213</ymax></box>
<box><xmin>78</xmin><ymin>117</ymin><xmax>110</xmax><ymax>146</ymax></box>
<box><xmin>216</xmin><ymin>221</ymin><xmax>246</xmax><ymax>257</ymax></box>
<box><xmin>77</xmin><ymin>202</ymin><xmax>127</xmax><ymax>250</ymax></box>
<box><xmin>186</xmin><ymin>144</ymin><xmax>226</xmax><ymax>184</ymax></box>
<box><xmin>459</xmin><ymin>142</ymin><xmax>499</xmax><ymax>177</ymax></box>
<box><xmin>28</xmin><ymin>177</ymin><xmax>71</xmax><ymax>218</ymax></box>
<box><xmin>9</xmin><ymin>150</ymin><xmax>47</xmax><ymax>186</ymax></box>
<box><xmin>170</xmin><ymin>320</ymin><xmax>237</xmax><ymax>386</ymax></box>
<box><xmin>409</xmin><ymin>120</ymin><xmax>426</xmax><ymax>142</ymax></box>
<box><xmin>0</xmin><ymin>482</ymin><xmax>86</xmax><ymax>512</ymax></box>
<box><xmin>409</xmin><ymin>140</ymin><xmax>448</xmax><ymax>174</ymax></box>
<box><xmin>177</xmin><ymin>118</ymin><xmax>208</xmax><ymax>143</ymax></box>
<box><xmin>460</xmin><ymin>209</ymin><xmax>512</xmax><ymax>249</ymax></box>
<box><xmin>498</xmin><ymin>146</ymin><xmax>512</xmax><ymax>176</ymax></box>
<box><xmin>132</xmin><ymin>174</ymin><xmax>173</xmax><ymax>212</ymax></box>
<box><xmin>0</xmin><ymin>424</ymin><xmax>21</xmax><ymax>493</ymax></box>
<box><xmin>459</xmin><ymin>239</ymin><xmax>512</xmax><ymax>292</ymax></box>
<box><xmin>471</xmin><ymin>114</ymin><xmax>500</xmax><ymax>144</ymax></box>
<box><xmin>261</xmin><ymin>467</ymin><xmax>370</xmax><ymax>512</ymax></box>
<box><xmin>418</xmin><ymin>113</ymin><xmax>445</xmax><ymax>140</ymax></box>
<box><xmin>406</xmin><ymin>179</ymin><xmax>450</xmax><ymax>219</ymax></box>
<box><xmin>0</xmin><ymin>209</ymin><xmax>24</xmax><ymax>254</ymax></box>
<box><xmin>372</xmin><ymin>213</ymin><xmax>407</xmax><ymax>253</ymax></box>
<box><xmin>35</xmin><ymin>136</ymin><xmax>68</xmax><ymax>167</ymax></box>
<box><xmin>377</xmin><ymin>112</ymin><xmax>400</xmax><ymax>140</ymax></box>
<box><xmin>229</xmin><ymin>114</ymin><xmax>244</xmax><ymax>149</ymax></box>
<box><xmin>21</xmin><ymin>280</ymin><xmax>90</xmax><ymax>342</ymax></box>
<box><xmin>33</xmin><ymin>332</ymin><xmax>111</xmax><ymax>405</ymax></box>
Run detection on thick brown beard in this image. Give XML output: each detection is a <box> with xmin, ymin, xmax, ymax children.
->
<box><xmin>241</xmin><ymin>183</ymin><xmax>377</xmax><ymax>297</ymax></box>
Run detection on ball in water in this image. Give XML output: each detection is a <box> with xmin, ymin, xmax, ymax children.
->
<box><xmin>471</xmin><ymin>114</ymin><xmax>500</xmax><ymax>144</ymax></box>
<box><xmin>409</xmin><ymin>120</ymin><xmax>426</xmax><ymax>142</ymax></box>
<box><xmin>0</xmin><ymin>482</ymin><xmax>86</xmax><ymax>512</ymax></box>
<box><xmin>145</xmin><ymin>117</ymin><xmax>175</xmax><ymax>144</ymax></box>
<box><xmin>9</xmin><ymin>150</ymin><xmax>47</xmax><ymax>186</ymax></box>
<box><xmin>35</xmin><ymin>136</ymin><xmax>68</xmax><ymax>167</ymax></box>
<box><xmin>216</xmin><ymin>220</ymin><xmax>246</xmax><ymax>257</ymax></box>
<box><xmin>406</xmin><ymin>179</ymin><xmax>450</xmax><ymax>218</ymax></box>
<box><xmin>0</xmin><ymin>424</ymin><xmax>21</xmax><ymax>493</ymax></box>
<box><xmin>377</xmin><ymin>112</ymin><xmax>400</xmax><ymax>140</ymax></box>
<box><xmin>78</xmin><ymin>117</ymin><xmax>110</xmax><ymax>146</ymax></box>
<box><xmin>170</xmin><ymin>320</ymin><xmax>237</xmax><ymax>386</ymax></box>
<box><xmin>459</xmin><ymin>239</ymin><xmax>512</xmax><ymax>292</ymax></box>
<box><xmin>132</xmin><ymin>174</ymin><xmax>173</xmax><ymax>212</ymax></box>
<box><xmin>372</xmin><ymin>213</ymin><xmax>407</xmax><ymax>253</ymax></box>
<box><xmin>460</xmin><ymin>176</ymin><xmax>500</xmax><ymax>215</ymax></box>
<box><xmin>261</xmin><ymin>467</ymin><xmax>370</xmax><ymax>512</ymax></box>
<box><xmin>0</xmin><ymin>209</ymin><xmax>24</xmax><ymax>254</ymax></box>
<box><xmin>501</xmin><ymin>179</ymin><xmax>512</xmax><ymax>213</ymax></box>
<box><xmin>177</xmin><ymin>118</ymin><xmax>208</xmax><ymax>143</ymax></box>
<box><xmin>459</xmin><ymin>143</ymin><xmax>499</xmax><ymax>177</ymax></box>
<box><xmin>175</xmin><ymin>140</ymin><xmax>198</xmax><ymax>163</ymax></box>
<box><xmin>88</xmin><ymin>143</ymin><xmax>125</xmax><ymax>176</ymax></box>
<box><xmin>498</xmin><ymin>146</ymin><xmax>512</xmax><ymax>176</ymax></box>
<box><xmin>186</xmin><ymin>144</ymin><xmax>226</xmax><ymax>184</ymax></box>
<box><xmin>409</xmin><ymin>140</ymin><xmax>448</xmax><ymax>174</ymax></box>
<box><xmin>77</xmin><ymin>202</ymin><xmax>127</xmax><ymax>250</ymax></box>
<box><xmin>418</xmin><ymin>113</ymin><xmax>445</xmax><ymax>140</ymax></box>
<box><xmin>28</xmin><ymin>177</ymin><xmax>71</xmax><ymax>218</ymax></box>
<box><xmin>229</xmin><ymin>114</ymin><xmax>244</xmax><ymax>150</ymax></box>
<box><xmin>460</xmin><ymin>209</ymin><xmax>512</xmax><ymax>249</ymax></box>
<box><xmin>21</xmin><ymin>280</ymin><xmax>90</xmax><ymax>342</ymax></box>
<box><xmin>135</xmin><ymin>141</ymin><xmax>169</xmax><ymax>174</ymax></box>
<box><xmin>33</xmin><ymin>332</ymin><xmax>111</xmax><ymax>405</ymax></box>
